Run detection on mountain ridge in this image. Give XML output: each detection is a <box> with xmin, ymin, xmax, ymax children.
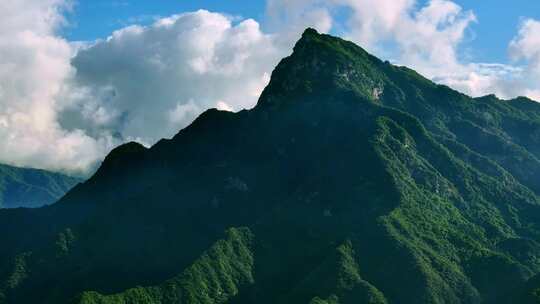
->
<box><xmin>1</xmin><ymin>28</ymin><xmax>540</xmax><ymax>303</ymax></box>
<box><xmin>0</xmin><ymin>163</ymin><xmax>81</xmax><ymax>209</ymax></box>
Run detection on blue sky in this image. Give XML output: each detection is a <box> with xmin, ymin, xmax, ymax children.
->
<box><xmin>62</xmin><ymin>1</ymin><xmax>266</xmax><ymax>41</ymax></box>
<box><xmin>456</xmin><ymin>0</ymin><xmax>540</xmax><ymax>63</ymax></box>
<box><xmin>62</xmin><ymin>0</ymin><xmax>540</xmax><ymax>64</ymax></box>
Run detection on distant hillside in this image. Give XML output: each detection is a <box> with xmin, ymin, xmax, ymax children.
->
<box><xmin>1</xmin><ymin>29</ymin><xmax>540</xmax><ymax>303</ymax></box>
<box><xmin>0</xmin><ymin>164</ymin><xmax>81</xmax><ymax>208</ymax></box>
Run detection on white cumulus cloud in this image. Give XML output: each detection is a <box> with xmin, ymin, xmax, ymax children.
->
<box><xmin>64</xmin><ymin>10</ymin><xmax>285</xmax><ymax>146</ymax></box>
<box><xmin>0</xmin><ymin>0</ymin><xmax>115</xmax><ymax>175</ymax></box>
<box><xmin>507</xmin><ymin>18</ymin><xmax>540</xmax><ymax>99</ymax></box>
<box><xmin>0</xmin><ymin>6</ymin><xmax>287</xmax><ymax>175</ymax></box>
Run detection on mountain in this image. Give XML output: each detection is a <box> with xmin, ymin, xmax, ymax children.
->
<box><xmin>0</xmin><ymin>163</ymin><xmax>81</xmax><ymax>208</ymax></box>
<box><xmin>1</xmin><ymin>28</ymin><xmax>540</xmax><ymax>303</ymax></box>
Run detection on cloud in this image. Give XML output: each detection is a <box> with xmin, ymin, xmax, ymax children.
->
<box><xmin>0</xmin><ymin>0</ymin><xmax>116</xmax><ymax>175</ymax></box>
<box><xmin>510</xmin><ymin>19</ymin><xmax>540</xmax><ymax>70</ymax></box>
<box><xmin>65</xmin><ymin>10</ymin><xmax>285</xmax><ymax>145</ymax></box>
<box><xmin>266</xmin><ymin>0</ymin><xmax>482</xmax><ymax>93</ymax></box>
<box><xmin>509</xmin><ymin>18</ymin><xmax>540</xmax><ymax>89</ymax></box>
<box><xmin>0</xmin><ymin>6</ymin><xmax>286</xmax><ymax>175</ymax></box>
<box><xmin>3</xmin><ymin>0</ymin><xmax>540</xmax><ymax>175</ymax></box>
<box><xmin>450</xmin><ymin>18</ymin><xmax>540</xmax><ymax>101</ymax></box>
<box><xmin>265</xmin><ymin>0</ymin><xmax>333</xmax><ymax>37</ymax></box>
<box><xmin>265</xmin><ymin>0</ymin><xmax>540</xmax><ymax>101</ymax></box>
<box><xmin>168</xmin><ymin>100</ymin><xmax>200</xmax><ymax>126</ymax></box>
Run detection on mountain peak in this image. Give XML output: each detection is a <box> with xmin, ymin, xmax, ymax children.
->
<box><xmin>92</xmin><ymin>141</ymin><xmax>147</xmax><ymax>179</ymax></box>
<box><xmin>256</xmin><ymin>29</ymin><xmax>387</xmax><ymax>109</ymax></box>
<box><xmin>301</xmin><ymin>27</ymin><xmax>319</xmax><ymax>38</ymax></box>
<box><xmin>106</xmin><ymin>142</ymin><xmax>146</xmax><ymax>161</ymax></box>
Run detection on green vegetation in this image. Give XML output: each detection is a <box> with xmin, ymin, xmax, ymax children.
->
<box><xmin>77</xmin><ymin>227</ymin><xmax>253</xmax><ymax>304</ymax></box>
<box><xmin>0</xmin><ymin>28</ymin><xmax>540</xmax><ymax>303</ymax></box>
<box><xmin>5</xmin><ymin>252</ymin><xmax>31</xmax><ymax>290</ymax></box>
<box><xmin>299</xmin><ymin>241</ymin><xmax>388</xmax><ymax>304</ymax></box>
<box><xmin>0</xmin><ymin>163</ymin><xmax>81</xmax><ymax>208</ymax></box>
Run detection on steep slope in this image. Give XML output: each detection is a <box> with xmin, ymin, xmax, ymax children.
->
<box><xmin>77</xmin><ymin>227</ymin><xmax>254</xmax><ymax>304</ymax></box>
<box><xmin>1</xmin><ymin>29</ymin><xmax>540</xmax><ymax>304</ymax></box>
<box><xmin>0</xmin><ymin>164</ymin><xmax>81</xmax><ymax>208</ymax></box>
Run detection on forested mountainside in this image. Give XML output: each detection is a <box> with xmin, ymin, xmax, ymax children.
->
<box><xmin>0</xmin><ymin>164</ymin><xmax>81</xmax><ymax>208</ymax></box>
<box><xmin>1</xmin><ymin>29</ymin><xmax>540</xmax><ymax>303</ymax></box>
